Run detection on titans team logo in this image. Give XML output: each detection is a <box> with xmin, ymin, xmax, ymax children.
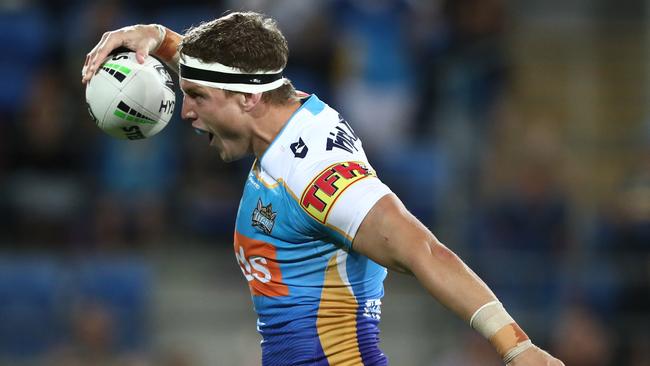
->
<box><xmin>252</xmin><ymin>199</ymin><xmax>277</xmax><ymax>234</ymax></box>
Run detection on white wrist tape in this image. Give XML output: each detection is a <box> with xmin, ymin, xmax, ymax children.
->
<box><xmin>470</xmin><ymin>301</ymin><xmax>513</xmax><ymax>337</ymax></box>
<box><xmin>503</xmin><ymin>339</ymin><xmax>533</xmax><ymax>364</ymax></box>
<box><xmin>470</xmin><ymin>301</ymin><xmax>533</xmax><ymax>363</ymax></box>
<box><xmin>154</xmin><ymin>24</ymin><xmax>166</xmax><ymax>45</ymax></box>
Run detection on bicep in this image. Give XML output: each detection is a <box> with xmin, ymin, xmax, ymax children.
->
<box><xmin>352</xmin><ymin>193</ymin><xmax>443</xmax><ymax>274</ymax></box>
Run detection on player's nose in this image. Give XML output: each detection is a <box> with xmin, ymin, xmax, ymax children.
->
<box><xmin>180</xmin><ymin>100</ymin><xmax>197</xmax><ymax>121</ymax></box>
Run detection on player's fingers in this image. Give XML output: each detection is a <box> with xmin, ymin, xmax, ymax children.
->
<box><xmin>81</xmin><ymin>53</ymin><xmax>91</xmax><ymax>83</ymax></box>
<box><xmin>82</xmin><ymin>50</ymin><xmax>100</xmax><ymax>84</ymax></box>
<box><xmin>84</xmin><ymin>32</ymin><xmax>122</xmax><ymax>83</ymax></box>
<box><xmin>133</xmin><ymin>26</ymin><xmax>162</xmax><ymax>64</ymax></box>
<box><xmin>82</xmin><ymin>43</ymin><xmax>106</xmax><ymax>83</ymax></box>
<box><xmin>135</xmin><ymin>49</ymin><xmax>148</xmax><ymax>64</ymax></box>
<box><xmin>81</xmin><ymin>36</ymin><xmax>106</xmax><ymax>83</ymax></box>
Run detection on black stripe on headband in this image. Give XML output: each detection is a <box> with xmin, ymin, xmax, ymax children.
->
<box><xmin>180</xmin><ymin>63</ymin><xmax>282</xmax><ymax>85</ymax></box>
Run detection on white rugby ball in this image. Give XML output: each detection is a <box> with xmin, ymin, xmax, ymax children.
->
<box><xmin>85</xmin><ymin>51</ymin><xmax>175</xmax><ymax>140</ymax></box>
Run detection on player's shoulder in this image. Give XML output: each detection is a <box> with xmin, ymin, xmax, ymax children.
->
<box><xmin>261</xmin><ymin>94</ymin><xmax>369</xmax><ymax>181</ymax></box>
<box><xmin>259</xmin><ymin>94</ymin><xmax>390</xmax><ymax>239</ymax></box>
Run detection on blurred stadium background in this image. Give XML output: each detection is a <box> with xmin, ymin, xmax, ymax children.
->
<box><xmin>0</xmin><ymin>0</ymin><xmax>648</xmax><ymax>365</ymax></box>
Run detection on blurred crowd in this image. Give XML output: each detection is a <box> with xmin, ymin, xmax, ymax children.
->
<box><xmin>0</xmin><ymin>0</ymin><xmax>648</xmax><ymax>365</ymax></box>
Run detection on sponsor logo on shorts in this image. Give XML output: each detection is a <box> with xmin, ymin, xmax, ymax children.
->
<box><xmin>300</xmin><ymin>161</ymin><xmax>374</xmax><ymax>223</ymax></box>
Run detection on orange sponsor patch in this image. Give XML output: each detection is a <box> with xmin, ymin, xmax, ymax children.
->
<box><xmin>300</xmin><ymin>161</ymin><xmax>375</xmax><ymax>223</ymax></box>
<box><xmin>234</xmin><ymin>232</ymin><xmax>289</xmax><ymax>297</ymax></box>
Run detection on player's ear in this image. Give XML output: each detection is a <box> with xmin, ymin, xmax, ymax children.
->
<box><xmin>241</xmin><ymin>92</ymin><xmax>262</xmax><ymax>112</ymax></box>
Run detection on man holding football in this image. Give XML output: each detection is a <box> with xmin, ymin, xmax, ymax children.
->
<box><xmin>82</xmin><ymin>11</ymin><xmax>563</xmax><ymax>366</ymax></box>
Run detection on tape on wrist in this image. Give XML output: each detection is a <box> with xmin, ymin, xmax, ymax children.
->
<box><xmin>154</xmin><ymin>24</ymin><xmax>165</xmax><ymax>44</ymax></box>
<box><xmin>469</xmin><ymin>301</ymin><xmax>533</xmax><ymax>362</ymax></box>
<box><xmin>503</xmin><ymin>339</ymin><xmax>533</xmax><ymax>364</ymax></box>
<box><xmin>153</xmin><ymin>25</ymin><xmax>181</xmax><ymax>63</ymax></box>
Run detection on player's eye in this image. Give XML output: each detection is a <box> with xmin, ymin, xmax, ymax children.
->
<box><xmin>183</xmin><ymin>90</ymin><xmax>202</xmax><ymax>99</ymax></box>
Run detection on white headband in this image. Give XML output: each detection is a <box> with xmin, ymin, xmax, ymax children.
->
<box><xmin>179</xmin><ymin>54</ymin><xmax>287</xmax><ymax>93</ymax></box>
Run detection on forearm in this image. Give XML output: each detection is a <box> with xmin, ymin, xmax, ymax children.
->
<box><xmin>406</xmin><ymin>235</ymin><xmax>535</xmax><ymax>363</ymax></box>
<box><xmin>406</xmin><ymin>232</ymin><xmax>497</xmax><ymax>322</ymax></box>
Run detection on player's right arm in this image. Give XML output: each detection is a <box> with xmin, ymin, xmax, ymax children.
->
<box><xmin>353</xmin><ymin>193</ymin><xmax>564</xmax><ymax>366</ymax></box>
<box><xmin>82</xmin><ymin>24</ymin><xmax>181</xmax><ymax>84</ymax></box>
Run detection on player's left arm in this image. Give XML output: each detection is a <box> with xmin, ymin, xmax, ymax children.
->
<box><xmin>353</xmin><ymin>193</ymin><xmax>564</xmax><ymax>366</ymax></box>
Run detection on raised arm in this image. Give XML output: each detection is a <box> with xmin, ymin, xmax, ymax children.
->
<box><xmin>82</xmin><ymin>24</ymin><xmax>182</xmax><ymax>84</ymax></box>
<box><xmin>353</xmin><ymin>193</ymin><xmax>564</xmax><ymax>365</ymax></box>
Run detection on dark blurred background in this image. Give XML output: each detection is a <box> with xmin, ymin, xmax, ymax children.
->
<box><xmin>0</xmin><ymin>0</ymin><xmax>648</xmax><ymax>365</ymax></box>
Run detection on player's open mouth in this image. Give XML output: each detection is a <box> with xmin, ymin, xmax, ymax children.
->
<box><xmin>193</xmin><ymin>128</ymin><xmax>214</xmax><ymax>143</ymax></box>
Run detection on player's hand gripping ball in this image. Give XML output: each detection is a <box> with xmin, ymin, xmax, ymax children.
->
<box><xmin>85</xmin><ymin>51</ymin><xmax>175</xmax><ymax>140</ymax></box>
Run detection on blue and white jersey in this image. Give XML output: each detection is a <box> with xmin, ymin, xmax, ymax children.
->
<box><xmin>233</xmin><ymin>94</ymin><xmax>392</xmax><ymax>365</ymax></box>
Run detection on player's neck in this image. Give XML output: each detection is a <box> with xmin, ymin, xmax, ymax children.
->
<box><xmin>251</xmin><ymin>100</ymin><xmax>302</xmax><ymax>159</ymax></box>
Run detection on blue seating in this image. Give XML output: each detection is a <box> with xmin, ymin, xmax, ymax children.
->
<box><xmin>0</xmin><ymin>7</ymin><xmax>49</xmax><ymax>115</ymax></box>
<box><xmin>0</xmin><ymin>255</ymin><xmax>152</xmax><ymax>361</ymax></box>
<box><xmin>74</xmin><ymin>257</ymin><xmax>152</xmax><ymax>351</ymax></box>
<box><xmin>0</xmin><ymin>257</ymin><xmax>65</xmax><ymax>359</ymax></box>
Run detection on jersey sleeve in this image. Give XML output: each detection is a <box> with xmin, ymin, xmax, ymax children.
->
<box><xmin>285</xmin><ymin>148</ymin><xmax>392</xmax><ymax>250</ymax></box>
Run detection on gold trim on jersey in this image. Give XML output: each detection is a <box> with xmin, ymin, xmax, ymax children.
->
<box><xmin>252</xmin><ymin>159</ymin><xmax>281</xmax><ymax>189</ymax></box>
<box><xmin>316</xmin><ymin>251</ymin><xmax>363</xmax><ymax>365</ymax></box>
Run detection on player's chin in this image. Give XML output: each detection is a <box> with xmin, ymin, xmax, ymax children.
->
<box><xmin>219</xmin><ymin>151</ymin><xmax>234</xmax><ymax>162</ymax></box>
<box><xmin>216</xmin><ymin>146</ymin><xmax>235</xmax><ymax>162</ymax></box>
<box><xmin>216</xmin><ymin>146</ymin><xmax>248</xmax><ymax>163</ymax></box>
